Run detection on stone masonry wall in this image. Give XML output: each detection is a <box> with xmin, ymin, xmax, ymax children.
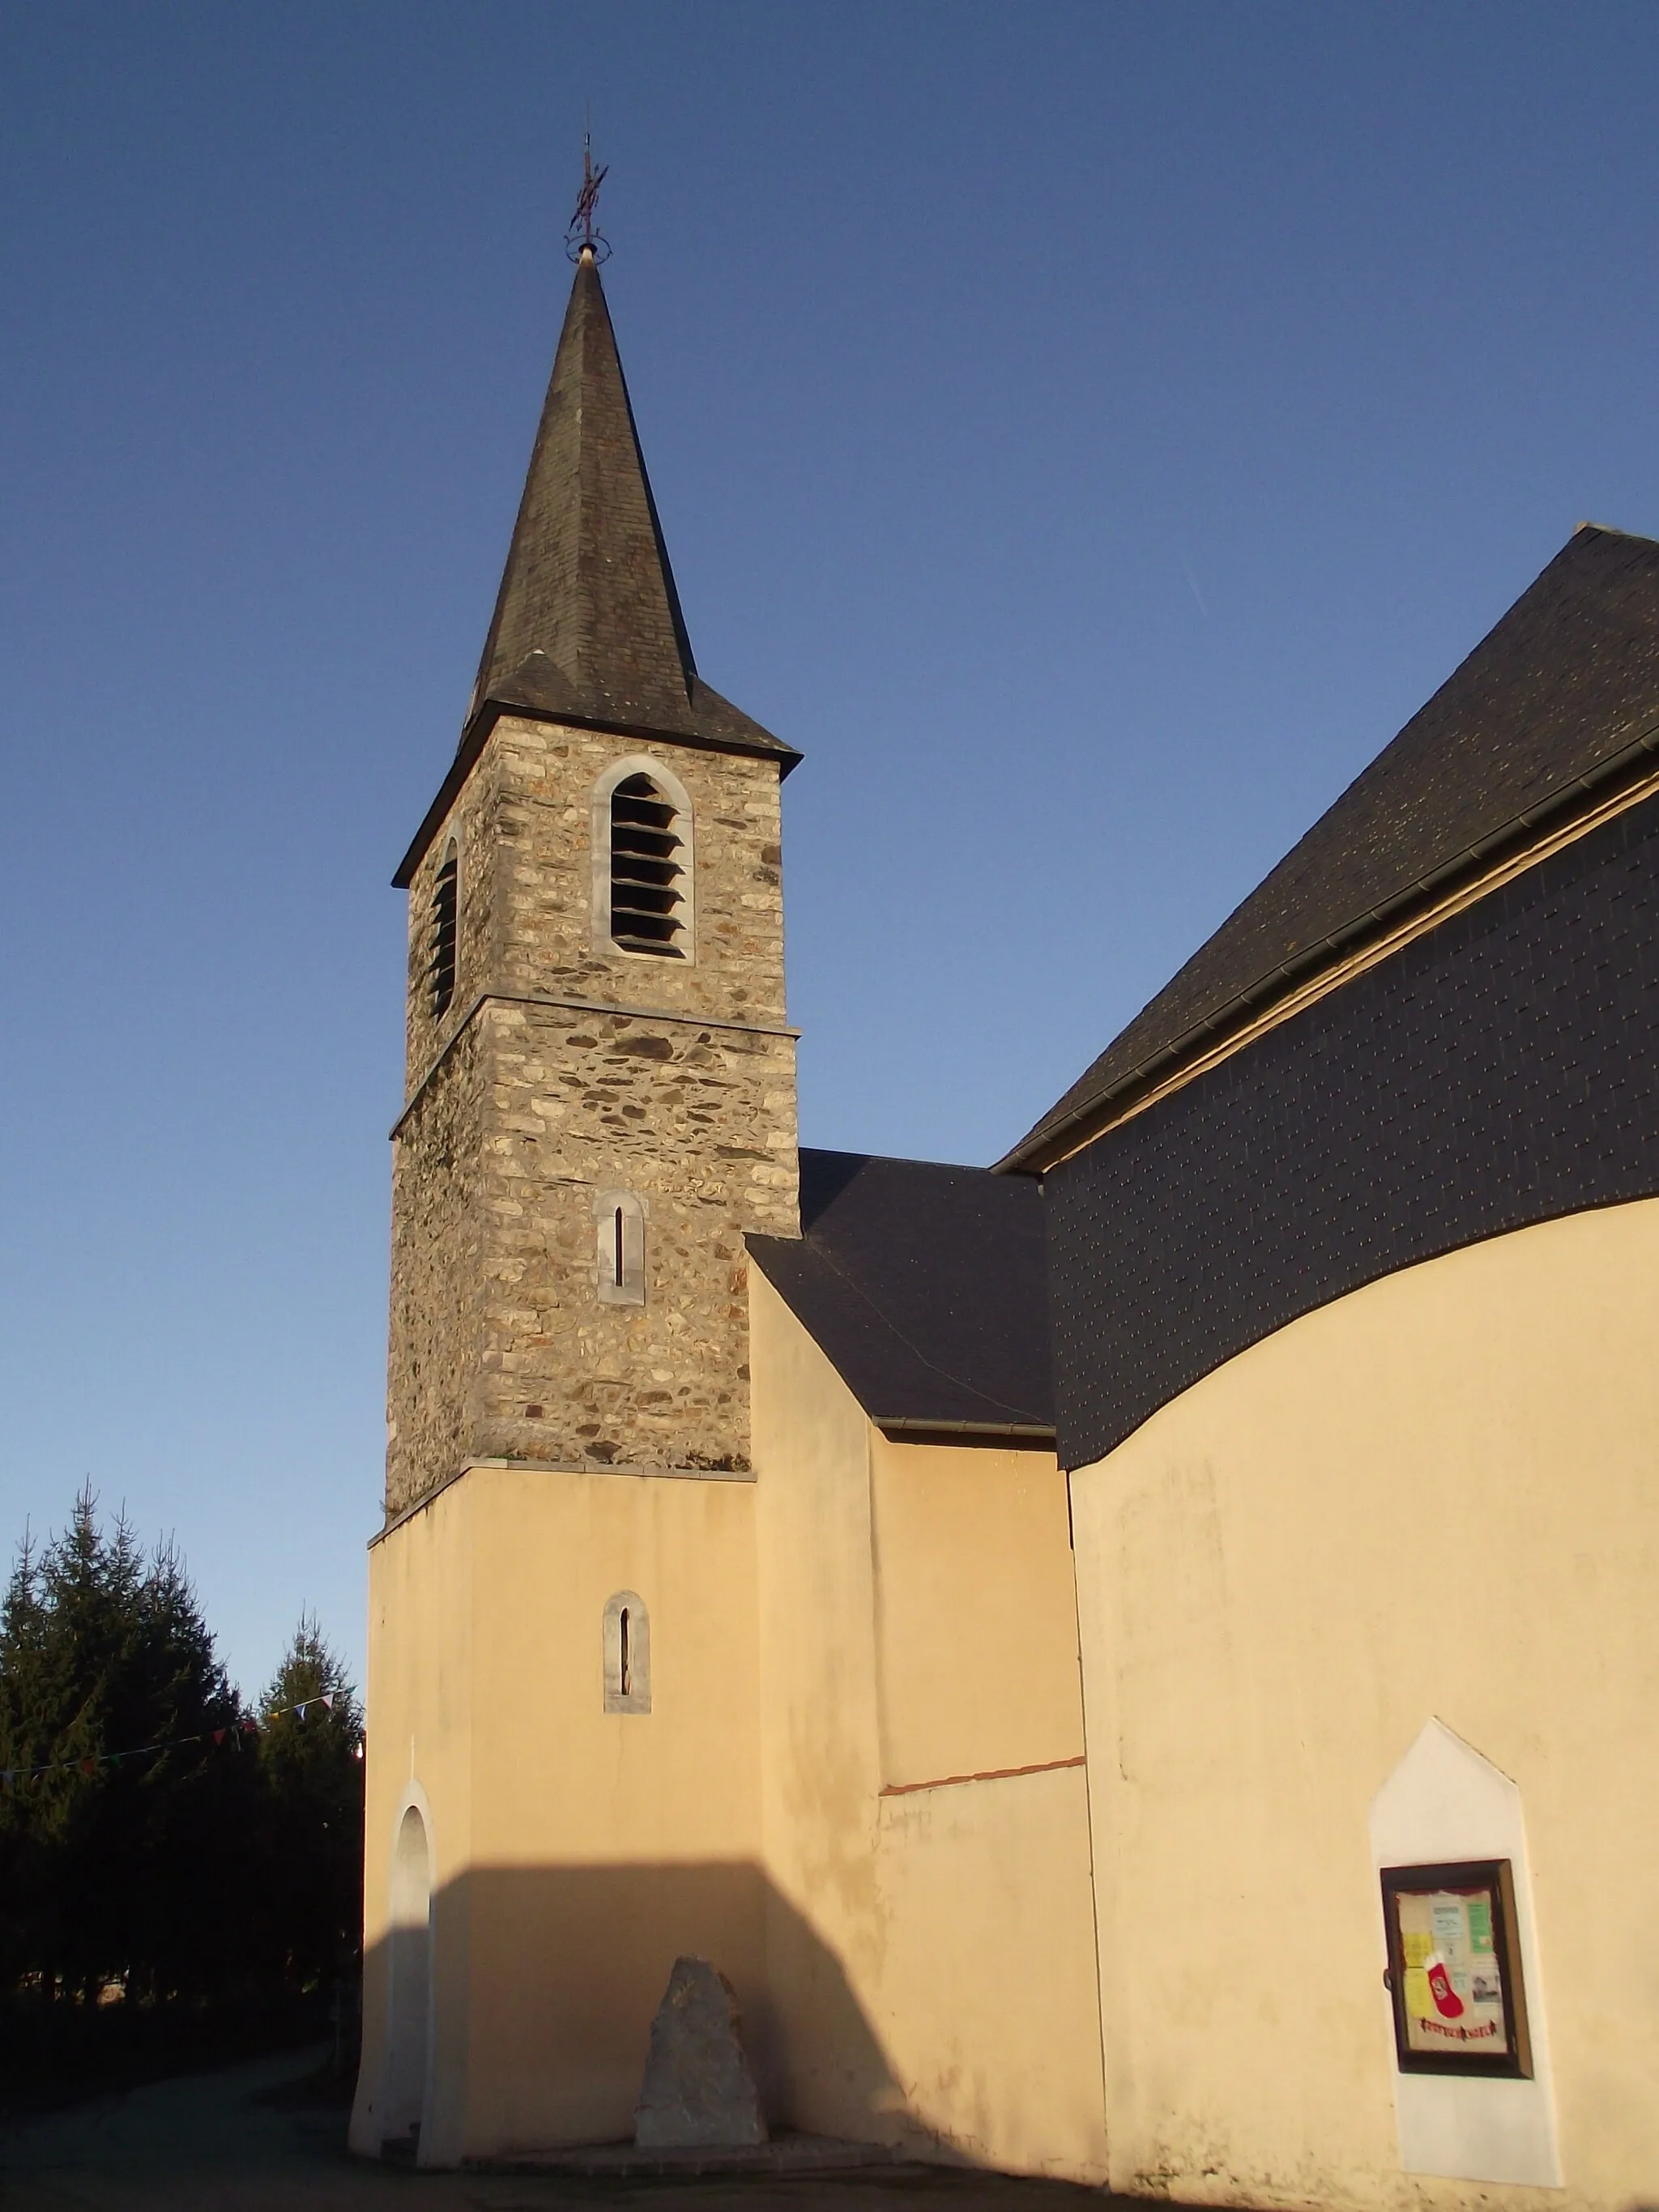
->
<box><xmin>386</xmin><ymin>1013</ymin><xmax>488</xmax><ymax>1517</ymax></box>
<box><xmin>402</xmin><ymin>718</ymin><xmax>787</xmax><ymax>1098</ymax></box>
<box><xmin>403</xmin><ymin>760</ymin><xmax>506</xmax><ymax>1097</ymax></box>
<box><xmin>473</xmin><ymin>996</ymin><xmax>796</xmax><ymax>1475</ymax></box>
<box><xmin>490</xmin><ymin>717</ymin><xmax>788</xmax><ymax>1030</ymax></box>
<box><xmin>387</xmin><ymin>717</ymin><xmax>798</xmax><ymax>1514</ymax></box>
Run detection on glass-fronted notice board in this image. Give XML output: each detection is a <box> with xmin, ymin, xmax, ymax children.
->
<box><xmin>1380</xmin><ymin>1860</ymin><xmax>1532</xmax><ymax>2077</ymax></box>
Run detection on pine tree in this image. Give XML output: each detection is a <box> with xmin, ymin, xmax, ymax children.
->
<box><xmin>0</xmin><ymin>1491</ymin><xmax>250</xmax><ymax>2004</ymax></box>
<box><xmin>0</xmin><ymin>1497</ymin><xmax>367</xmax><ymax>2080</ymax></box>
<box><xmin>255</xmin><ymin>1614</ymin><xmax>365</xmax><ymax>1993</ymax></box>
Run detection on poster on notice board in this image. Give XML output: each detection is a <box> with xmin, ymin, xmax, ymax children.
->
<box><xmin>1380</xmin><ymin>1860</ymin><xmax>1531</xmax><ymax>2078</ymax></box>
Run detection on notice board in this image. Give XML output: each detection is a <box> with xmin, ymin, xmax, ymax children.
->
<box><xmin>1380</xmin><ymin>1860</ymin><xmax>1532</xmax><ymax>2077</ymax></box>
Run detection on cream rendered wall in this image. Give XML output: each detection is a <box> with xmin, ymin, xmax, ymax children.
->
<box><xmin>354</xmin><ymin>1461</ymin><xmax>762</xmax><ymax>2164</ymax></box>
<box><xmin>352</xmin><ymin>1484</ymin><xmax>477</xmax><ymax>2166</ymax></box>
<box><xmin>750</xmin><ymin>1268</ymin><xmax>1108</xmax><ymax>2180</ymax></box>
<box><xmin>869</xmin><ymin>1765</ymin><xmax>1107</xmax><ymax>2174</ymax></box>
<box><xmin>868</xmin><ymin>1432</ymin><xmax>1084</xmax><ymax>1785</ymax></box>
<box><xmin>464</xmin><ymin>1463</ymin><xmax>762</xmax><ymax>2154</ymax></box>
<box><xmin>1069</xmin><ymin>1196</ymin><xmax>1659</xmax><ymax>2212</ymax></box>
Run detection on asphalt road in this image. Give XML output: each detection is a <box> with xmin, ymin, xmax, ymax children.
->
<box><xmin>0</xmin><ymin>2048</ymin><xmax>1116</xmax><ymax>2212</ymax></box>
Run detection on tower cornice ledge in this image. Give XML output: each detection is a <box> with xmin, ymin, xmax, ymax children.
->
<box><xmin>393</xmin><ymin>695</ymin><xmax>799</xmax><ymax>891</ymax></box>
<box><xmin>370</xmin><ymin>1454</ymin><xmax>759</xmax><ymax>1550</ymax></box>
<box><xmin>390</xmin><ymin>987</ymin><xmax>801</xmax><ymax>1141</ymax></box>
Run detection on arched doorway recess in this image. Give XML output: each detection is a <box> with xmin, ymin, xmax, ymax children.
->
<box><xmin>382</xmin><ymin>1803</ymin><xmax>432</xmax><ymax>2154</ymax></box>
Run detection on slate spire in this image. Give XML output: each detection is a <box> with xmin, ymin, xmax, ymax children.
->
<box><xmin>396</xmin><ymin>239</ymin><xmax>795</xmax><ymax>887</ymax></box>
<box><xmin>466</xmin><ymin>245</ymin><xmax>791</xmax><ymax>763</ymax></box>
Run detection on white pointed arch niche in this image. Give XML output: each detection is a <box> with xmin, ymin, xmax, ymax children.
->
<box><xmin>379</xmin><ymin>1784</ymin><xmax>437</xmax><ymax>2161</ymax></box>
<box><xmin>1368</xmin><ymin>1719</ymin><xmax>1560</xmax><ymax>2187</ymax></box>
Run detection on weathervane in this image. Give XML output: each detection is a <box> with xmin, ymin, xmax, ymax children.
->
<box><xmin>565</xmin><ymin>131</ymin><xmax>611</xmax><ymax>262</ymax></box>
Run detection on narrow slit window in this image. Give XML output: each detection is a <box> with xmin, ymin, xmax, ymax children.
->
<box><xmin>429</xmin><ymin>842</ymin><xmax>458</xmax><ymax>1019</ymax></box>
<box><xmin>603</xmin><ymin>1592</ymin><xmax>650</xmax><ymax>1714</ymax></box>
<box><xmin>595</xmin><ymin>1190</ymin><xmax>646</xmax><ymax>1306</ymax></box>
<box><xmin>609</xmin><ymin>774</ymin><xmax>686</xmax><ymax>957</ymax></box>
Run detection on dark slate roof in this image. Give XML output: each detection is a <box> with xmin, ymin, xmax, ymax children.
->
<box><xmin>748</xmin><ymin>1150</ymin><xmax>1054</xmax><ymax>1436</ymax></box>
<box><xmin>1003</xmin><ymin>524</ymin><xmax>1659</xmax><ymax>1171</ymax></box>
<box><xmin>396</xmin><ymin>249</ymin><xmax>797</xmax><ymax>888</ymax></box>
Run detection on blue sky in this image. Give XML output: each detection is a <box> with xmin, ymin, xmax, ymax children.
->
<box><xmin>3</xmin><ymin>2</ymin><xmax>1657</xmax><ymax>1691</ymax></box>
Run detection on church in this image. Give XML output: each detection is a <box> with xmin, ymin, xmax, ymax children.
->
<box><xmin>351</xmin><ymin>233</ymin><xmax>1659</xmax><ymax>2208</ymax></box>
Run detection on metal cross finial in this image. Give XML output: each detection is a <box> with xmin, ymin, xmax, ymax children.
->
<box><xmin>565</xmin><ymin>131</ymin><xmax>611</xmax><ymax>262</ymax></box>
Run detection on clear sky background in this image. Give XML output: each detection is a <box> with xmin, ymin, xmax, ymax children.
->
<box><xmin>3</xmin><ymin>2</ymin><xmax>1657</xmax><ymax>1694</ymax></box>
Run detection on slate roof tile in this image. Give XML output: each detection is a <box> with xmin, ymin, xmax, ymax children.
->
<box><xmin>748</xmin><ymin>1149</ymin><xmax>1053</xmax><ymax>1435</ymax></box>
<box><xmin>396</xmin><ymin>250</ymin><xmax>795</xmax><ymax>887</ymax></box>
<box><xmin>1003</xmin><ymin>524</ymin><xmax>1659</xmax><ymax>1170</ymax></box>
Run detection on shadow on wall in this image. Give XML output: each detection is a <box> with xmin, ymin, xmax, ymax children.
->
<box><xmin>352</xmin><ymin>1858</ymin><xmax>932</xmax><ymax>2167</ymax></box>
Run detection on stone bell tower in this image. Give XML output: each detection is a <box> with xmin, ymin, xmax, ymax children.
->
<box><xmin>384</xmin><ymin>241</ymin><xmax>800</xmax><ymax>1522</ymax></box>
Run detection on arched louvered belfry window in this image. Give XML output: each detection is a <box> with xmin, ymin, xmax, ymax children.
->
<box><xmin>608</xmin><ymin>773</ymin><xmax>687</xmax><ymax>957</ymax></box>
<box><xmin>429</xmin><ymin>841</ymin><xmax>458</xmax><ymax>1020</ymax></box>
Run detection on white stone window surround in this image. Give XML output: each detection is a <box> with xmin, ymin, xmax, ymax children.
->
<box><xmin>590</xmin><ymin>753</ymin><xmax>696</xmax><ymax>964</ymax></box>
<box><xmin>594</xmin><ymin>1187</ymin><xmax>646</xmax><ymax>1306</ymax></box>
<box><xmin>602</xmin><ymin>1590</ymin><xmax>651</xmax><ymax>1714</ymax></box>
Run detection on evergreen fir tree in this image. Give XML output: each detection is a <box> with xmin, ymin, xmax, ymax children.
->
<box><xmin>256</xmin><ymin>1614</ymin><xmax>365</xmax><ymax>1992</ymax></box>
<box><xmin>0</xmin><ymin>1490</ymin><xmax>254</xmax><ymax>2003</ymax></box>
<box><xmin>0</xmin><ymin>1492</ymin><xmax>386</xmax><ymax>2037</ymax></box>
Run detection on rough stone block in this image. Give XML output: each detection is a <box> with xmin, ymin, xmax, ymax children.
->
<box><xmin>633</xmin><ymin>1956</ymin><xmax>767</xmax><ymax>2148</ymax></box>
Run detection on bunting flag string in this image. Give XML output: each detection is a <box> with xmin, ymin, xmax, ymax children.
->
<box><xmin>0</xmin><ymin>1691</ymin><xmax>352</xmax><ymax>1790</ymax></box>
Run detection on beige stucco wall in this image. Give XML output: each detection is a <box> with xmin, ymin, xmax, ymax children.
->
<box><xmin>869</xmin><ymin>1430</ymin><xmax>1085</xmax><ymax>1787</ymax></box>
<box><xmin>351</xmin><ymin>1482</ymin><xmax>477</xmax><ymax>2165</ymax></box>
<box><xmin>751</xmin><ymin>1268</ymin><xmax>1108</xmax><ymax>2180</ymax></box>
<box><xmin>1070</xmin><ymin>1196</ymin><xmax>1659</xmax><ymax>2212</ymax></box>
<box><xmin>358</xmin><ymin>1258</ymin><xmax>1107</xmax><ymax>2177</ymax></box>
<box><xmin>352</xmin><ymin>1461</ymin><xmax>762</xmax><ymax>2165</ymax></box>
